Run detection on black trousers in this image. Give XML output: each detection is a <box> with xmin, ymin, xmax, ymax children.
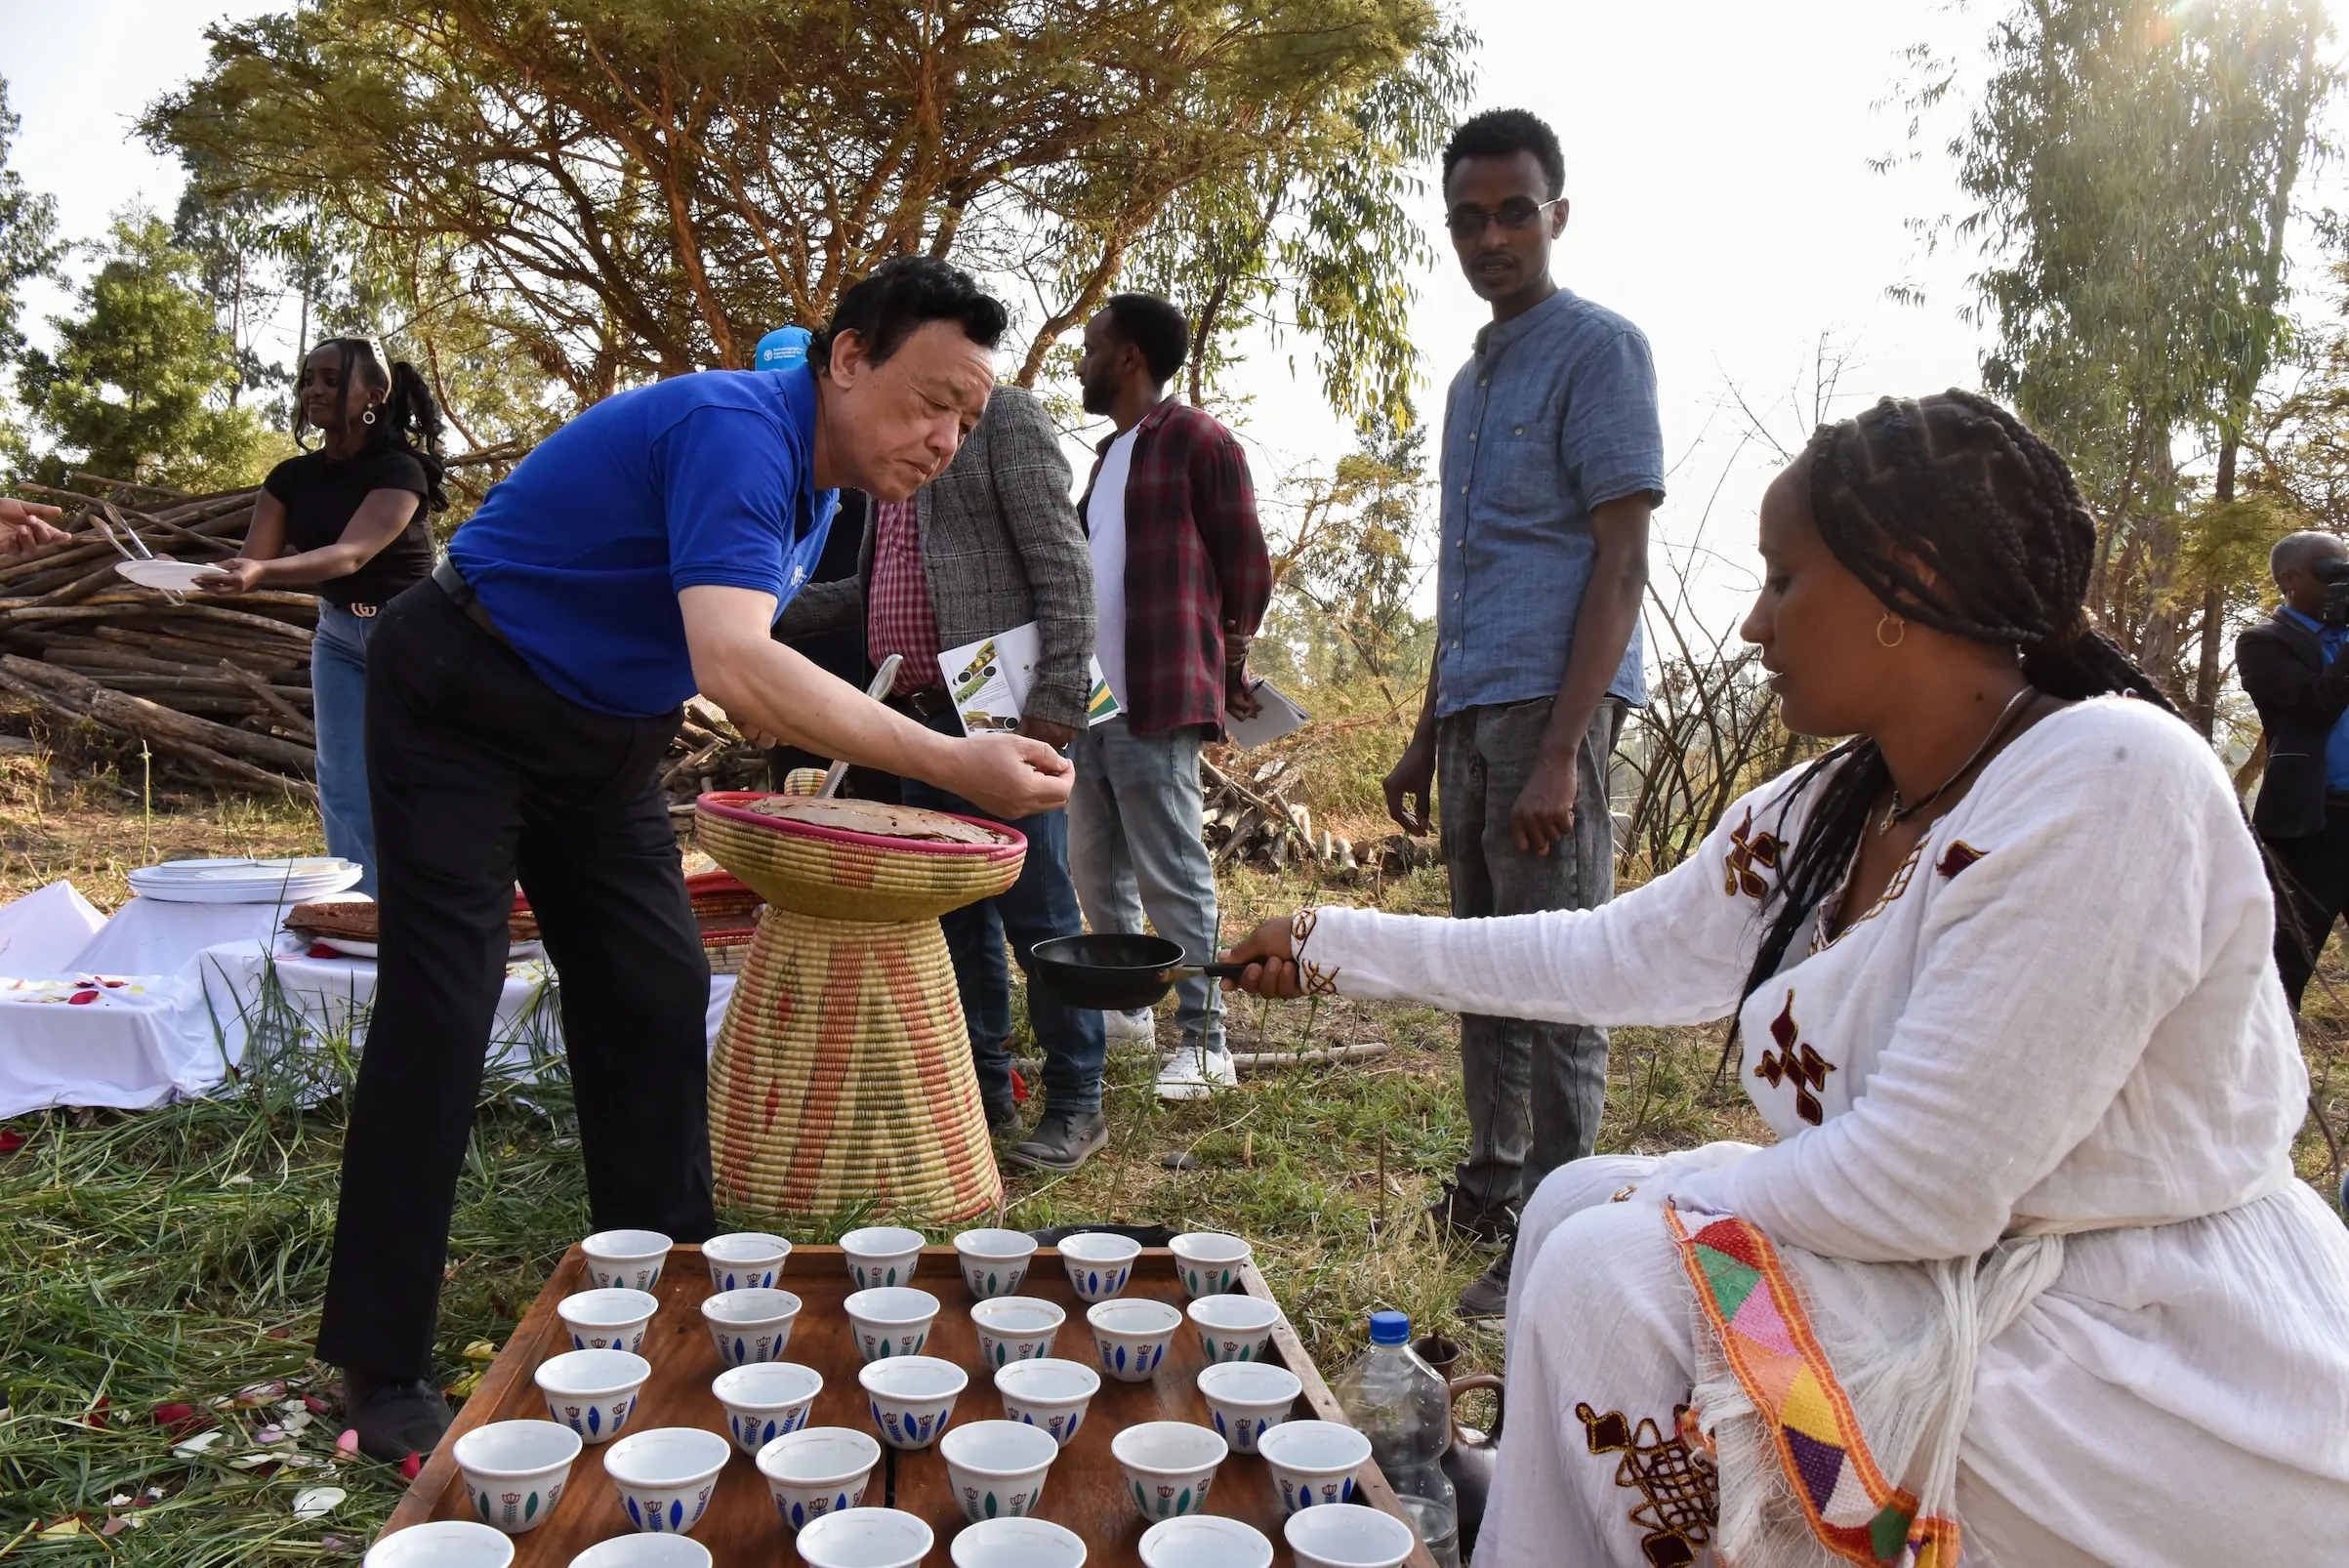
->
<box><xmin>316</xmin><ymin>583</ymin><xmax>715</xmax><ymax>1380</ymax></box>
<box><xmin>2263</xmin><ymin>797</ymin><xmax>2349</xmax><ymax>1011</ymax></box>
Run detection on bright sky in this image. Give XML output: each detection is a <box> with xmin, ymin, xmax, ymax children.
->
<box><xmin>6</xmin><ymin>0</ymin><xmax>2349</xmax><ymax>634</ymax></box>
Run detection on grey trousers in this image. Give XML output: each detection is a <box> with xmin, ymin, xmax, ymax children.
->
<box><xmin>1437</xmin><ymin>695</ymin><xmax>1623</xmax><ymax>1223</ymax></box>
<box><xmin>1066</xmin><ymin>717</ymin><xmax>1225</xmax><ymax>1053</ymax></box>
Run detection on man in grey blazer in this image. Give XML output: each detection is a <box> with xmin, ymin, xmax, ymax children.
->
<box><xmin>778</xmin><ymin>384</ymin><xmax>1110</xmax><ymax>1171</ymax></box>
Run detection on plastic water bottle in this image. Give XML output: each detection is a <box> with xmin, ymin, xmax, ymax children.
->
<box><xmin>1334</xmin><ymin>1310</ymin><xmax>1462</xmax><ymax>1567</ymax></box>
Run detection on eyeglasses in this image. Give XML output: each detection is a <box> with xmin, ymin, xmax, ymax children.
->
<box><xmin>1443</xmin><ymin>198</ymin><xmax>1563</xmax><ymax>239</ymax></box>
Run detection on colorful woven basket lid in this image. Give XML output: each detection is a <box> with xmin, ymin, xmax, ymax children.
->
<box><xmin>694</xmin><ymin>792</ymin><xmax>1025</xmax><ymax>921</ymax></box>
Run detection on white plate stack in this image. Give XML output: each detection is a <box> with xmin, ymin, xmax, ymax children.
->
<box><xmin>128</xmin><ymin>857</ymin><xmax>364</xmax><ymax>905</ymax></box>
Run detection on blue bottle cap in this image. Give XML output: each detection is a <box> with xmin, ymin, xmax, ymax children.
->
<box><xmin>1369</xmin><ymin>1310</ymin><xmax>1410</xmax><ymax>1345</ymax></box>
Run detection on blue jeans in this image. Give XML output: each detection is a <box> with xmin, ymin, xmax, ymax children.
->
<box><xmin>311</xmin><ymin>601</ymin><xmax>380</xmax><ymax>894</ymax></box>
<box><xmin>901</xmin><ymin>714</ymin><xmax>1106</xmax><ymax>1117</ymax></box>
<box><xmin>1066</xmin><ymin>717</ymin><xmax>1224</xmax><ymax>1053</ymax></box>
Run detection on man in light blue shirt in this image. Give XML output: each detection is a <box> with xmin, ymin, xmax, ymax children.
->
<box><xmin>1383</xmin><ymin>108</ymin><xmax>1664</xmax><ymax>1317</ymax></box>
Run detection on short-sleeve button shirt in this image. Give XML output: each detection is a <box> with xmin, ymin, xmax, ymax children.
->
<box><xmin>1434</xmin><ymin>288</ymin><xmax>1666</xmax><ymax>716</ymax></box>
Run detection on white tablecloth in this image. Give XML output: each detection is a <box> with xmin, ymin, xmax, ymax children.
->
<box><xmin>0</xmin><ymin>883</ymin><xmax>737</xmax><ymax>1119</ymax></box>
<box><xmin>0</xmin><ymin>881</ymin><xmax>105</xmax><ymax>975</ymax></box>
<box><xmin>67</xmin><ymin>894</ymin><xmax>309</xmax><ymax>978</ymax></box>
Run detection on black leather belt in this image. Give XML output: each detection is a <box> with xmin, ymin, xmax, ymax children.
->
<box><xmin>431</xmin><ymin>557</ymin><xmax>510</xmax><ymax>646</ymax></box>
<box><xmin>898</xmin><ymin>686</ymin><xmax>953</xmax><ymax>719</ymax></box>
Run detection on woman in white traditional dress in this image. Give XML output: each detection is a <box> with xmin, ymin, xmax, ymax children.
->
<box><xmin>1224</xmin><ymin>391</ymin><xmax>2349</xmax><ymax>1567</ymax></box>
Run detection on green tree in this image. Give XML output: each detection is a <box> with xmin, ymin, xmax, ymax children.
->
<box><xmin>17</xmin><ymin>213</ymin><xmax>271</xmax><ymax>489</ymax></box>
<box><xmin>144</xmin><ymin>0</ymin><xmax>1469</xmax><ymax>421</ymax></box>
<box><xmin>1900</xmin><ymin>0</ymin><xmax>2332</xmax><ymax>729</ymax></box>
<box><xmin>0</xmin><ymin>79</ymin><xmax>62</xmax><ymax>370</ymax></box>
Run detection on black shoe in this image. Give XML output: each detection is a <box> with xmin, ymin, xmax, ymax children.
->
<box><xmin>1005</xmin><ymin>1110</ymin><xmax>1108</xmax><ymax>1173</ymax></box>
<box><xmin>1457</xmin><ymin>1246</ymin><xmax>1511</xmax><ymax>1320</ymax></box>
<box><xmin>985</xmin><ymin>1098</ymin><xmax>1020</xmax><ymax>1136</ymax></box>
<box><xmin>1426</xmin><ymin>1182</ymin><xmax>1512</xmax><ymax>1247</ymax></box>
<box><xmin>344</xmin><ymin>1370</ymin><xmax>453</xmax><ymax>1464</ymax></box>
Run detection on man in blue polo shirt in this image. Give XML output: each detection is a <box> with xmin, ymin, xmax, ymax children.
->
<box><xmin>319</xmin><ymin>258</ymin><xmax>1071</xmax><ymax>1462</ymax></box>
<box><xmin>1382</xmin><ymin>109</ymin><xmax>1664</xmax><ymax>1318</ymax></box>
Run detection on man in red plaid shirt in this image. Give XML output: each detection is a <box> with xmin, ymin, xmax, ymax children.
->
<box><xmin>1069</xmin><ymin>293</ymin><xmax>1271</xmax><ymax>1104</ymax></box>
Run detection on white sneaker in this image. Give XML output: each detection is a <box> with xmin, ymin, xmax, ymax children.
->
<box><xmin>1157</xmin><ymin>1044</ymin><xmax>1237</xmax><ymax>1101</ymax></box>
<box><xmin>1104</xmin><ymin>1008</ymin><xmax>1156</xmax><ymax>1044</ymax></box>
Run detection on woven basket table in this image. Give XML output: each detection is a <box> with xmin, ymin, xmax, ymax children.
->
<box><xmin>695</xmin><ymin>791</ymin><xmax>1025</xmax><ymax>1224</ymax></box>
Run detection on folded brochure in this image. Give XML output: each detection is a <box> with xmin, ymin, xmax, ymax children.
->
<box><xmin>944</xmin><ymin>623</ymin><xmax>1122</xmax><ymax>735</ymax></box>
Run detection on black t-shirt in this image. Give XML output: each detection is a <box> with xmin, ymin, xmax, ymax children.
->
<box><xmin>260</xmin><ymin>446</ymin><xmax>433</xmax><ymax>609</ymax></box>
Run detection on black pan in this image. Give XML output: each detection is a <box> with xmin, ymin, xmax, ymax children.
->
<box><xmin>1029</xmin><ymin>933</ymin><xmax>1250</xmax><ymax>1011</ymax></box>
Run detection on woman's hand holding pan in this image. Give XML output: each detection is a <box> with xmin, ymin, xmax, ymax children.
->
<box><xmin>1219</xmin><ymin>917</ymin><xmax>1304</xmax><ymax>999</ymax></box>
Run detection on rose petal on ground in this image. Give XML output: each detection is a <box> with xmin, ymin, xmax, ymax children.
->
<box><xmin>293</xmin><ymin>1486</ymin><xmax>346</xmax><ymax>1521</ymax></box>
<box><xmin>173</xmin><ymin>1429</ymin><xmax>225</xmax><ymax>1459</ymax></box>
<box><xmin>334</xmin><ymin>1428</ymin><xmax>358</xmax><ymax>1455</ymax></box>
<box><xmin>398</xmin><ymin>1453</ymin><xmax>421</xmax><ymax>1480</ymax></box>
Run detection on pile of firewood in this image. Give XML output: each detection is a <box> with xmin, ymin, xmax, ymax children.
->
<box><xmin>1201</xmin><ymin>753</ymin><xmax>1433</xmax><ymax>884</ymax></box>
<box><xmin>0</xmin><ymin>475</ymin><xmax>323</xmax><ymax>796</ymax></box>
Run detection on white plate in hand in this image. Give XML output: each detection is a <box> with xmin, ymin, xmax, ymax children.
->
<box><xmin>113</xmin><ymin>559</ymin><xmax>223</xmax><ymax>592</ymax></box>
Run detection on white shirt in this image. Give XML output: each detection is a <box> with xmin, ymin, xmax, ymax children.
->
<box><xmin>1087</xmin><ymin>426</ymin><xmax>1140</xmax><ymax>709</ymax></box>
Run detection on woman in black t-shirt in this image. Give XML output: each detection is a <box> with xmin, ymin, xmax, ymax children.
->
<box><xmin>200</xmin><ymin>339</ymin><xmax>448</xmax><ymax>892</ymax></box>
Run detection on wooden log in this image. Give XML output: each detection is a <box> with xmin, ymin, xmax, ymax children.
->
<box><xmin>42</xmin><ymin>645</ymin><xmax>302</xmax><ymax>681</ymax></box>
<box><xmin>0</xmin><ymin>656</ymin><xmax>313</xmax><ymax>774</ymax></box>
<box><xmin>85</xmin><ymin>625</ymin><xmax>309</xmax><ymax>670</ymax></box>
<box><xmin>218</xmin><ymin>659</ymin><xmax>317</xmax><ymax>741</ymax></box>
<box><xmin>144</xmin><ymin>731</ymin><xmax>317</xmax><ymax>802</ymax></box>
<box><xmin>57</xmin><ymin>674</ymin><xmax>309</xmax><ymax>703</ymax></box>
<box><xmin>83</xmin><ymin>687</ymin><xmax>314</xmax><ymax>773</ymax></box>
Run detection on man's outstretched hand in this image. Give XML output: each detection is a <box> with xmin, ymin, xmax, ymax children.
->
<box><xmin>943</xmin><ymin>732</ymin><xmax>1073</xmax><ymax>821</ymax></box>
<box><xmin>0</xmin><ymin>499</ymin><xmax>67</xmax><ymax>558</ymax></box>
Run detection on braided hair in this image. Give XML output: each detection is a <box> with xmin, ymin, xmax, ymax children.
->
<box><xmin>293</xmin><ymin>337</ymin><xmax>449</xmax><ymax>514</ymax></box>
<box><xmin>1740</xmin><ymin>390</ymin><xmax>2175</xmax><ymax>1005</ymax></box>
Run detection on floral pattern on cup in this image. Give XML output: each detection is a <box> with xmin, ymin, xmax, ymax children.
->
<box><xmin>1057</xmin><ymin>1233</ymin><xmax>1141</xmax><ymax>1303</ymax></box>
<box><xmin>1087</xmin><ymin>1299</ymin><xmax>1182</xmax><ymax>1384</ymax></box>
<box><xmin>952</xmin><ymin>1228</ymin><xmax>1038</xmax><ymax>1302</ymax></box>
<box><xmin>701</xmin><ymin>1288</ymin><xmax>801</xmax><ymax>1368</ymax></box>
<box><xmin>472</xmin><ymin>1482</ymin><xmax>563</xmax><ymax>1532</ymax></box>
<box><xmin>1170</xmin><ymin>1231</ymin><xmax>1252</xmax><ymax>1300</ymax></box>
<box><xmin>756</xmin><ymin>1426</ymin><xmax>880</xmax><ymax>1535</ymax></box>
<box><xmin>703</xmin><ymin>1231</ymin><xmax>791</xmax><ymax>1294</ymax></box>
<box><xmin>581</xmin><ymin>1229</ymin><xmax>671</xmax><ymax>1293</ymax></box>
<box><xmin>541</xmin><ymin>1391</ymin><xmax>635</xmax><ymax>1443</ymax></box>
<box><xmin>1112</xmin><ymin>1422</ymin><xmax>1227</xmax><ymax>1526</ymax></box>
<box><xmin>939</xmin><ymin>1422</ymin><xmax>1057</xmax><ymax>1527</ymax></box>
<box><xmin>1257</xmin><ymin>1421</ymin><xmax>1371</xmax><ymax>1517</ymax></box>
<box><xmin>453</xmin><ymin>1420</ymin><xmax>581</xmax><ymax>1537</ymax></box>
<box><xmin>618</xmin><ymin>1481</ymin><xmax>714</xmax><ymax>1534</ymax></box>
<box><xmin>992</xmin><ymin>1359</ymin><xmax>1099</xmax><ymax>1450</ymax></box>
<box><xmin>1274</xmin><ymin>1472</ymin><xmax>1357</xmax><ymax>1510</ymax></box>
<box><xmin>970</xmin><ymin>1299</ymin><xmax>1063</xmax><ymax>1368</ymax></box>
<box><xmin>858</xmin><ymin>1358</ymin><xmax>967</xmax><ymax>1452</ymax></box>
<box><xmin>840</xmin><ymin>1226</ymin><xmax>925</xmax><ymax>1291</ymax></box>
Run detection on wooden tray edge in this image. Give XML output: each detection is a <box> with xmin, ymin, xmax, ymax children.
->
<box><xmin>1241</xmin><ymin>1258</ymin><xmax>1439</xmax><ymax>1568</ymax></box>
<box><xmin>384</xmin><ymin>1242</ymin><xmax>595</xmax><ymax>1535</ymax></box>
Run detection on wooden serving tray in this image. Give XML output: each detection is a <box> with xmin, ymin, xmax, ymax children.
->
<box><xmin>385</xmin><ymin>1244</ymin><xmax>1437</xmax><ymax>1566</ymax></box>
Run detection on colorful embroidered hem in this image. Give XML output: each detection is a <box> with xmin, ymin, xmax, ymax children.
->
<box><xmin>1668</xmin><ymin>1208</ymin><xmax>1962</xmax><ymax>1568</ymax></box>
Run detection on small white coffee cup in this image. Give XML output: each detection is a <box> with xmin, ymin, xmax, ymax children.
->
<box><xmin>794</xmin><ymin>1506</ymin><xmax>933</xmax><ymax>1568</ymax></box>
<box><xmin>704</xmin><ymin>1231</ymin><xmax>792</xmax><ymax>1293</ymax></box>
<box><xmin>1138</xmin><ymin>1514</ymin><xmax>1275</xmax><ymax>1568</ymax></box>
<box><xmin>600</xmin><ymin>1425</ymin><xmax>729</xmax><ymax>1536</ymax></box>
<box><xmin>757</xmin><ymin>1425</ymin><xmax>882</xmax><ymax>1533</ymax></box>
<box><xmin>1196</xmin><ymin>1361</ymin><xmax>1302</xmax><ymax>1455</ymax></box>
<box><xmin>1057</xmin><ymin>1231</ymin><xmax>1141</xmax><ymax>1301</ymax></box>
<box><xmin>700</xmin><ymin>1287</ymin><xmax>803</xmax><ymax>1366</ymax></box>
<box><xmin>1186</xmin><ymin>1292</ymin><xmax>1282</xmax><ymax>1364</ymax></box>
<box><xmin>857</xmin><ymin>1355</ymin><xmax>968</xmax><ymax>1450</ymax></box>
<box><xmin>843</xmin><ymin>1285</ymin><xmax>940</xmax><ymax>1363</ymax></box>
<box><xmin>951</xmin><ymin>1516</ymin><xmax>1088</xmax><ymax>1568</ymax></box>
<box><xmin>938</xmin><ymin>1418</ymin><xmax>1059</xmax><ymax>1523</ymax></box>
<box><xmin>993</xmin><ymin>1357</ymin><xmax>1101</xmax><ymax>1447</ymax></box>
<box><xmin>970</xmin><ymin>1297</ymin><xmax>1064</xmax><ymax>1366</ymax></box>
<box><xmin>1285</xmin><ymin>1504</ymin><xmax>1420</xmax><ymax>1568</ymax></box>
<box><xmin>533</xmin><ymin>1348</ymin><xmax>650</xmax><ymax>1446</ymax></box>
<box><xmin>556</xmin><ymin>1288</ymin><xmax>658</xmax><ymax>1355</ymax></box>
<box><xmin>1169</xmin><ymin>1230</ymin><xmax>1252</xmax><ymax>1299</ymax></box>
<box><xmin>1087</xmin><ymin>1297</ymin><xmax>1183</xmax><ymax>1382</ymax></box>
<box><xmin>952</xmin><ymin>1227</ymin><xmax>1038</xmax><ymax>1300</ymax></box>
<box><xmin>1111</xmin><ymin>1421</ymin><xmax>1227</xmax><ymax>1522</ymax></box>
<box><xmin>712</xmin><ymin>1361</ymin><xmax>823</xmax><ymax>1455</ymax></box>
<box><xmin>363</xmin><ymin>1521</ymin><xmax>514</xmax><ymax>1568</ymax></box>
<box><xmin>1257</xmin><ymin>1419</ymin><xmax>1372</xmax><ymax>1514</ymax></box>
<box><xmin>565</xmin><ymin>1534</ymin><xmax>712</xmax><ymax>1567</ymax></box>
<box><xmin>581</xmin><ymin>1229</ymin><xmax>671</xmax><ymax>1293</ymax></box>
<box><xmin>452</xmin><ymin>1419</ymin><xmax>582</xmax><ymax>1534</ymax></box>
<box><xmin>839</xmin><ymin>1225</ymin><xmax>925</xmax><ymax>1290</ymax></box>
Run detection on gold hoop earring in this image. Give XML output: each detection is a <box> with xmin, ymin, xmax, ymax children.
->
<box><xmin>1875</xmin><ymin>614</ymin><xmax>1907</xmax><ymax>648</ymax></box>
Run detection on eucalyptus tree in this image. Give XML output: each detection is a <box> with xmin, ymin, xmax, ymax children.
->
<box><xmin>147</xmin><ymin>0</ymin><xmax>1470</xmax><ymax>427</ymax></box>
<box><xmin>1917</xmin><ymin>0</ymin><xmax>2332</xmax><ymax>726</ymax></box>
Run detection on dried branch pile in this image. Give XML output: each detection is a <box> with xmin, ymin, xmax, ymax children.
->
<box><xmin>1201</xmin><ymin>754</ymin><xmax>1431</xmax><ymax>883</ymax></box>
<box><xmin>0</xmin><ymin>475</ymin><xmax>323</xmax><ymax>797</ymax></box>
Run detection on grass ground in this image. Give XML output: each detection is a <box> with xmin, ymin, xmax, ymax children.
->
<box><xmin>0</xmin><ymin>752</ymin><xmax>2338</xmax><ymax>1561</ymax></box>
